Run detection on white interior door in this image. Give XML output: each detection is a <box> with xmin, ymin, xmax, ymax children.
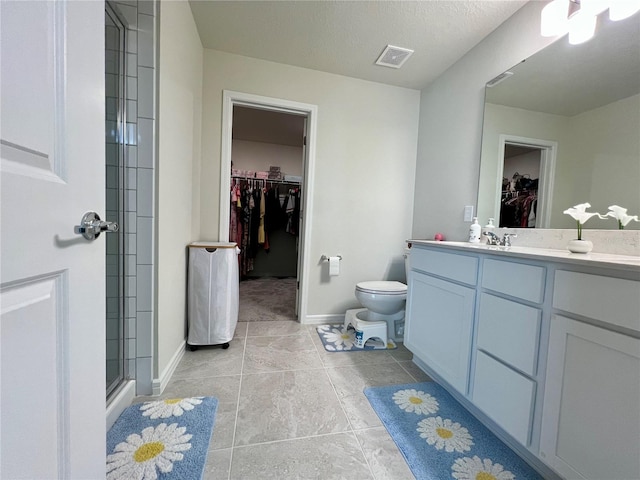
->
<box><xmin>1</xmin><ymin>1</ymin><xmax>106</xmax><ymax>478</ymax></box>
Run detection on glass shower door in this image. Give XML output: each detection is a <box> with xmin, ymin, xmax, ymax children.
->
<box><xmin>105</xmin><ymin>4</ymin><xmax>126</xmax><ymax>399</ymax></box>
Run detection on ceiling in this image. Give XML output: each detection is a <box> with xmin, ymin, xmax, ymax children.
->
<box><xmin>233</xmin><ymin>106</ymin><xmax>305</xmax><ymax>146</ymax></box>
<box><xmin>485</xmin><ymin>12</ymin><xmax>640</xmax><ymax>116</ymax></box>
<box><xmin>188</xmin><ymin>0</ymin><xmax>527</xmax><ymax>90</ymax></box>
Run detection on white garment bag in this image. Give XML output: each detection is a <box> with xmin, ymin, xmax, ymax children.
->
<box><xmin>187</xmin><ymin>242</ymin><xmax>241</xmax><ymax>349</ymax></box>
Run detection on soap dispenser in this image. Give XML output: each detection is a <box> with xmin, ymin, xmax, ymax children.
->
<box><xmin>483</xmin><ymin>218</ymin><xmax>495</xmax><ymax>240</ymax></box>
<box><xmin>468</xmin><ymin>217</ymin><xmax>481</xmax><ymax>243</ymax></box>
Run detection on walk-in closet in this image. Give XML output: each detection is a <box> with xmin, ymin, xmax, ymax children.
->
<box><xmin>229</xmin><ymin>106</ymin><xmax>305</xmax><ymax>322</ymax></box>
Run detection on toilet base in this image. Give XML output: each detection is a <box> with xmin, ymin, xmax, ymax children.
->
<box><xmin>344</xmin><ymin>308</ymin><xmax>404</xmax><ymax>342</ymax></box>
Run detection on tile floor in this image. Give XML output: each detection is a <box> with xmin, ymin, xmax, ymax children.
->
<box><xmin>136</xmin><ymin>320</ymin><xmax>431</xmax><ymax>479</ymax></box>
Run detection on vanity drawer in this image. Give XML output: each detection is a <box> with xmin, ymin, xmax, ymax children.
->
<box><xmin>410</xmin><ymin>247</ymin><xmax>478</xmax><ymax>286</ymax></box>
<box><xmin>553</xmin><ymin>270</ymin><xmax>640</xmax><ymax>332</ymax></box>
<box><xmin>473</xmin><ymin>351</ymin><xmax>536</xmax><ymax>446</ymax></box>
<box><xmin>482</xmin><ymin>259</ymin><xmax>545</xmax><ymax>303</ymax></box>
<box><xmin>477</xmin><ymin>293</ymin><xmax>540</xmax><ymax>376</ymax></box>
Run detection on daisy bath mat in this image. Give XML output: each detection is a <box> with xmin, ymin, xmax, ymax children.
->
<box><xmin>107</xmin><ymin>396</ymin><xmax>218</xmax><ymax>480</ymax></box>
<box><xmin>316</xmin><ymin>324</ymin><xmax>397</xmax><ymax>351</ymax></box>
<box><xmin>364</xmin><ymin>382</ymin><xmax>542</xmax><ymax>480</ymax></box>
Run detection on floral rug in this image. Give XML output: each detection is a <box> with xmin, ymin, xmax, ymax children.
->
<box><xmin>316</xmin><ymin>324</ymin><xmax>397</xmax><ymax>351</ymax></box>
<box><xmin>107</xmin><ymin>396</ymin><xmax>218</xmax><ymax>480</ymax></box>
<box><xmin>364</xmin><ymin>382</ymin><xmax>542</xmax><ymax>480</ymax></box>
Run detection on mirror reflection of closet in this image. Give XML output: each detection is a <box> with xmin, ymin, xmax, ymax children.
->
<box><xmin>500</xmin><ymin>144</ymin><xmax>541</xmax><ymax>228</ymax></box>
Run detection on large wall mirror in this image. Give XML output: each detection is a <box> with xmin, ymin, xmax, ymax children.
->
<box><xmin>477</xmin><ymin>14</ymin><xmax>639</xmax><ymax>230</ymax></box>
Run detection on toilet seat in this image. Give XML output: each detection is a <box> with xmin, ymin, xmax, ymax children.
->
<box><xmin>356</xmin><ymin>281</ymin><xmax>407</xmax><ymax>295</ymax></box>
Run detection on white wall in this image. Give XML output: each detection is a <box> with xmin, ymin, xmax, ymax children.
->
<box><xmin>156</xmin><ymin>0</ymin><xmax>203</xmax><ymax>375</ymax></box>
<box><xmin>558</xmin><ymin>94</ymin><xmax>640</xmax><ymax>229</ymax></box>
<box><xmin>504</xmin><ymin>151</ymin><xmax>541</xmax><ymax>181</ymax></box>
<box><xmin>413</xmin><ymin>2</ymin><xmax>556</xmax><ymax>241</ymax></box>
<box><xmin>232</xmin><ymin>139</ymin><xmax>302</xmax><ymax>176</ymax></box>
<box><xmin>201</xmin><ymin>50</ymin><xmax>420</xmax><ymax>319</ymax></box>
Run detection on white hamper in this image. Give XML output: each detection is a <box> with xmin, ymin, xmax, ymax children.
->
<box><xmin>187</xmin><ymin>242</ymin><xmax>240</xmax><ymax>350</ymax></box>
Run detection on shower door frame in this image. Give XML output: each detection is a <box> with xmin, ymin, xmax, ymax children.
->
<box><xmin>105</xmin><ymin>1</ymin><xmax>128</xmax><ymax>400</ymax></box>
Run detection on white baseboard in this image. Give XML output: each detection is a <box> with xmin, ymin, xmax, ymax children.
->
<box><xmin>106</xmin><ymin>380</ymin><xmax>136</xmax><ymax>430</ymax></box>
<box><xmin>152</xmin><ymin>340</ymin><xmax>186</xmax><ymax>396</ymax></box>
<box><xmin>302</xmin><ymin>313</ymin><xmax>345</xmax><ymax>325</ymax></box>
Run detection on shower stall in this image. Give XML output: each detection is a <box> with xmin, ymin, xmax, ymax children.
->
<box><xmin>104</xmin><ymin>1</ymin><xmax>158</xmax><ymax>417</ymax></box>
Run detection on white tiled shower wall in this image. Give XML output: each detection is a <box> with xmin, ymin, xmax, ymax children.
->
<box><xmin>105</xmin><ymin>0</ymin><xmax>157</xmax><ymax>396</ymax></box>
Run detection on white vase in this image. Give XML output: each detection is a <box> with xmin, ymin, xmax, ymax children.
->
<box><xmin>567</xmin><ymin>239</ymin><xmax>593</xmax><ymax>254</ymax></box>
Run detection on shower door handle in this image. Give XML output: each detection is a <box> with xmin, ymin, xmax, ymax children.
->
<box><xmin>74</xmin><ymin>211</ymin><xmax>119</xmax><ymax>240</ymax></box>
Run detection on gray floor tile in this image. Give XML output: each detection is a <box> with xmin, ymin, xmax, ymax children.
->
<box><xmin>229</xmin><ymin>433</ymin><xmax>374</xmax><ymax>480</ymax></box>
<box><xmin>388</xmin><ymin>342</ymin><xmax>414</xmax><ymax>361</ymax></box>
<box><xmin>234</xmin><ymin>370</ymin><xmax>349</xmax><ymax>445</ymax></box>
<box><xmin>203</xmin><ymin>447</ymin><xmax>232</xmax><ymax>480</ymax></box>
<box><xmin>398</xmin><ymin>360</ymin><xmax>433</xmax><ymax>383</ymax></box>
<box><xmin>247</xmin><ymin>320</ymin><xmax>309</xmax><ymax>336</ymax></box>
<box><xmin>326</xmin><ymin>363</ymin><xmax>415</xmax><ymax>429</ymax></box>
<box><xmin>234</xmin><ymin>321</ymin><xmax>248</xmax><ymax>338</ymax></box>
<box><xmin>317</xmin><ymin>348</ymin><xmax>397</xmax><ymax>368</ymax></box>
<box><xmin>243</xmin><ymin>335</ymin><xmax>322</xmax><ymax>373</ymax></box>
<box><xmin>354</xmin><ymin>427</ymin><xmax>415</xmax><ymax>480</ymax></box>
<box><xmin>128</xmin><ymin>305</ymin><xmax>432</xmax><ymax>480</ymax></box>
<box><xmin>208</xmin><ymin>409</ymin><xmax>237</xmax><ymax>450</ymax></box>
<box><xmin>162</xmin><ymin>375</ymin><xmax>241</xmax><ymax>412</ymax></box>
<box><xmin>172</xmin><ymin>344</ymin><xmax>244</xmax><ymax>379</ymax></box>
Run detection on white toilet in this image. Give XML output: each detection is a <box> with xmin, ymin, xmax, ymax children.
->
<box><xmin>344</xmin><ymin>248</ymin><xmax>411</xmax><ymax>346</ymax></box>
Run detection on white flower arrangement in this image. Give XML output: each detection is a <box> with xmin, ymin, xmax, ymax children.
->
<box><xmin>602</xmin><ymin>205</ymin><xmax>639</xmax><ymax>230</ymax></box>
<box><xmin>563</xmin><ymin>203</ymin><xmax>600</xmax><ymax>240</ymax></box>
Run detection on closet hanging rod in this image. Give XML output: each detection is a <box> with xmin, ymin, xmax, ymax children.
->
<box><xmin>231</xmin><ymin>175</ymin><xmax>300</xmax><ymax>186</ymax></box>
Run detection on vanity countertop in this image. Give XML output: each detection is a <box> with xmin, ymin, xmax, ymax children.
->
<box><xmin>409</xmin><ymin>240</ymin><xmax>640</xmax><ymax>273</ymax></box>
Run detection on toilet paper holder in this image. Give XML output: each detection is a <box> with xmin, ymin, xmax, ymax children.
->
<box><xmin>320</xmin><ymin>255</ymin><xmax>342</xmax><ymax>262</ymax></box>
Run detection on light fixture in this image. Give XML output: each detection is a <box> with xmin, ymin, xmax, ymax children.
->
<box><xmin>568</xmin><ymin>9</ymin><xmax>598</xmax><ymax>44</ymax></box>
<box><xmin>541</xmin><ymin>0</ymin><xmax>573</xmax><ymax>36</ymax></box>
<box><xmin>540</xmin><ymin>0</ymin><xmax>640</xmax><ymax>44</ymax></box>
<box><xmin>609</xmin><ymin>1</ymin><xmax>640</xmax><ymax>20</ymax></box>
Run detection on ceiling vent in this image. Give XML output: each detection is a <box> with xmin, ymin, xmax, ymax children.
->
<box><xmin>375</xmin><ymin>45</ymin><xmax>414</xmax><ymax>69</ymax></box>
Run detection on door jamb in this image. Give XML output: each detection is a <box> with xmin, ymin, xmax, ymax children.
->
<box><xmin>219</xmin><ymin>90</ymin><xmax>317</xmax><ymax>324</ymax></box>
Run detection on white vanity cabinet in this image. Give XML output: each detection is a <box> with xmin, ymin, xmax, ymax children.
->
<box><xmin>405</xmin><ymin>241</ymin><xmax>640</xmax><ymax>480</ymax></box>
<box><xmin>472</xmin><ymin>259</ymin><xmax>545</xmax><ymax>447</ymax></box>
<box><xmin>405</xmin><ymin>247</ymin><xmax>477</xmax><ymax>395</ymax></box>
<box><xmin>539</xmin><ymin>271</ymin><xmax>640</xmax><ymax>480</ymax></box>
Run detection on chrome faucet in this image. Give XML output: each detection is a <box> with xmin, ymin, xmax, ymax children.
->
<box><xmin>483</xmin><ymin>231</ymin><xmax>517</xmax><ymax>247</ymax></box>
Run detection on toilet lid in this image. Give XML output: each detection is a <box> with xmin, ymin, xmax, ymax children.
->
<box><xmin>356</xmin><ymin>281</ymin><xmax>407</xmax><ymax>295</ymax></box>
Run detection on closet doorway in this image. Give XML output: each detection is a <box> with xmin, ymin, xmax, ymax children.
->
<box><xmin>219</xmin><ymin>91</ymin><xmax>318</xmax><ymax>324</ymax></box>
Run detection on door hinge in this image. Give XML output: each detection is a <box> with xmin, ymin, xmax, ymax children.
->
<box><xmin>303</xmin><ymin>136</ymin><xmax>307</xmax><ymax>146</ymax></box>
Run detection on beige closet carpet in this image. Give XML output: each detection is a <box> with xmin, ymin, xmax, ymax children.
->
<box><xmin>239</xmin><ymin>277</ymin><xmax>297</xmax><ymax>322</ymax></box>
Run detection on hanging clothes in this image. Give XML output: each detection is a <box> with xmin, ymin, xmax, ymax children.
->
<box><xmin>500</xmin><ymin>190</ymin><xmax>537</xmax><ymax>228</ymax></box>
<box><xmin>229</xmin><ymin>177</ymin><xmax>301</xmax><ymax>278</ymax></box>
<box><xmin>258</xmin><ymin>188</ymin><xmax>266</xmax><ymax>244</ymax></box>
